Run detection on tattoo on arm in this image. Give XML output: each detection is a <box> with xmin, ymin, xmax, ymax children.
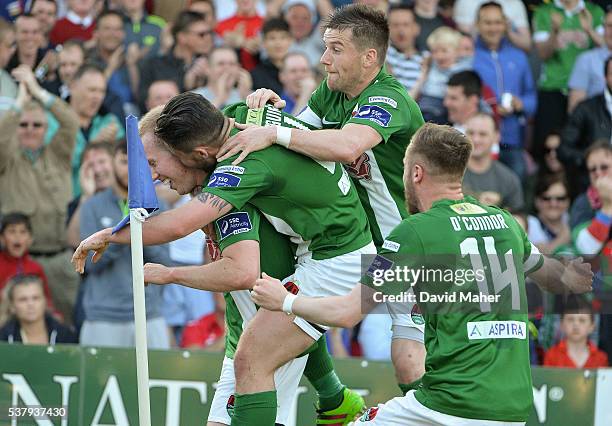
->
<box><xmin>197</xmin><ymin>192</ymin><xmax>231</xmax><ymax>212</ymax></box>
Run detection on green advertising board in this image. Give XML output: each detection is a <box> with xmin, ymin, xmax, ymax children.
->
<box><xmin>0</xmin><ymin>343</ymin><xmax>608</xmax><ymax>425</ymax></box>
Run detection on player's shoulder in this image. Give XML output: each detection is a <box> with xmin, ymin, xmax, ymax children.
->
<box><xmin>359</xmin><ymin>70</ymin><xmax>419</xmax><ymax>111</ymax></box>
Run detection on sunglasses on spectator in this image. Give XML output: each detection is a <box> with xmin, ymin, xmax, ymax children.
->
<box><xmin>544</xmin><ymin>147</ymin><xmax>557</xmax><ymax>154</ymax></box>
<box><xmin>18</xmin><ymin>122</ymin><xmax>44</xmax><ymax>129</ymax></box>
<box><xmin>588</xmin><ymin>164</ymin><xmax>609</xmax><ymax>174</ymax></box>
<box><xmin>539</xmin><ymin>195</ymin><xmax>568</xmax><ymax>202</ymax></box>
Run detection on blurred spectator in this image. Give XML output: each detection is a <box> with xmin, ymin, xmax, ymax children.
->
<box><xmin>30</xmin><ymin>0</ymin><xmax>57</xmax><ymax>50</ymax></box>
<box><xmin>473</xmin><ymin>1</ymin><xmax>536</xmax><ymax>180</ymax></box>
<box><xmin>69</xmin><ymin>64</ymin><xmax>124</xmax><ymax>197</ymax></box>
<box><xmin>541</xmin><ymin>130</ymin><xmax>566</xmax><ymax>178</ymax></box>
<box><xmin>0</xmin><ymin>0</ymin><xmax>21</xmax><ymax>22</ymax></box>
<box><xmin>458</xmin><ymin>31</ymin><xmax>475</xmax><ymax>58</ymax></box>
<box><xmin>559</xmin><ymin>56</ymin><xmax>612</xmax><ymax>194</ymax></box>
<box><xmin>138</xmin><ymin>11</ymin><xmax>211</xmax><ymax>105</ymax></box>
<box><xmin>250</xmin><ymin>17</ymin><xmax>292</xmax><ymax>94</ymax></box>
<box><xmin>145</xmin><ymin>79</ymin><xmax>179</xmax><ymax>112</ymax></box>
<box><xmin>215</xmin><ymin>0</ymin><xmax>263</xmax><ymax>71</ymax></box>
<box><xmin>385</xmin><ymin>4</ymin><xmax>425</xmax><ymax>97</ymax></box>
<box><xmin>42</xmin><ymin>39</ymin><xmax>84</xmax><ymax>100</ymax></box>
<box><xmin>570</xmin><ymin>141</ymin><xmax>612</xmax><ymax>359</ymax></box>
<box><xmin>453</xmin><ymin>0</ymin><xmax>531</xmax><ymax>51</ymax></box>
<box><xmin>65</xmin><ymin>142</ymin><xmax>115</xmax><ymax>249</ymax></box>
<box><xmin>0</xmin><ymin>19</ymin><xmax>17</xmax><ymax>113</ymax></box>
<box><xmin>413</xmin><ymin>0</ymin><xmax>453</xmax><ymax>52</ymax></box>
<box><xmin>0</xmin><ymin>65</ymin><xmax>79</xmax><ymax>324</ymax></box>
<box><xmin>79</xmin><ymin>141</ymin><xmax>171</xmax><ymax>349</ymax></box>
<box><xmin>189</xmin><ymin>0</ymin><xmax>222</xmax><ymax>46</ymax></box>
<box><xmin>568</xmin><ymin>8</ymin><xmax>612</xmax><ymax>112</ymax></box>
<box><xmin>180</xmin><ymin>291</ymin><xmax>224</xmax><ymax>349</ymax></box>
<box><xmin>544</xmin><ymin>304</ymin><xmax>608</xmax><ymax>368</ymax></box>
<box><xmin>528</xmin><ymin>175</ymin><xmax>572</xmax><ymax>255</ymax></box>
<box><xmin>49</xmin><ymin>0</ymin><xmax>96</xmax><ymax>46</ymax></box>
<box><xmin>0</xmin><ymin>274</ymin><xmax>77</xmax><ymax>344</ymax></box>
<box><xmin>7</xmin><ymin>14</ymin><xmax>46</xmax><ymax>72</ymax></box>
<box><xmin>279</xmin><ymin>51</ymin><xmax>316</xmax><ymax>115</ymax></box>
<box><xmin>87</xmin><ymin>9</ymin><xmax>139</xmax><ymax>119</ymax></box>
<box><xmin>193</xmin><ymin>46</ymin><xmax>252</xmax><ymax>108</ymax></box>
<box><xmin>0</xmin><ymin>213</ymin><xmax>55</xmax><ymax>311</ymax></box>
<box><xmin>463</xmin><ymin>112</ymin><xmax>524</xmax><ymax>212</ymax></box>
<box><xmin>532</xmin><ymin>0</ymin><xmax>605</xmax><ymax>158</ymax></box>
<box><xmin>415</xmin><ymin>26</ymin><xmax>471</xmax><ymax>124</ymax></box>
<box><xmin>444</xmin><ymin>70</ymin><xmax>482</xmax><ymax>133</ymax></box>
<box><xmin>284</xmin><ymin>0</ymin><xmax>324</xmax><ymax>67</ymax></box>
<box><xmin>118</xmin><ymin>0</ymin><xmax>166</xmax><ymax>59</ymax></box>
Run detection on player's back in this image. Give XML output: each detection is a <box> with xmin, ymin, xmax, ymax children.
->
<box><xmin>381</xmin><ymin>196</ymin><xmax>541</xmax><ymax>422</ymax></box>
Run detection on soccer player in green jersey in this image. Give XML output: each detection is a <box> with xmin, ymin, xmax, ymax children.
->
<box><xmin>216</xmin><ymin>4</ymin><xmax>427</xmax><ymax>398</ymax></box>
<box><xmin>72</xmin><ymin>93</ymin><xmax>376</xmax><ymax>425</ymax></box>
<box><xmin>251</xmin><ymin>123</ymin><xmax>594</xmax><ymax>425</ymax></box>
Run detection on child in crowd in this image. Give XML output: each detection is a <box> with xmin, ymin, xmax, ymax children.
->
<box><xmin>544</xmin><ymin>303</ymin><xmax>608</xmax><ymax>368</ymax></box>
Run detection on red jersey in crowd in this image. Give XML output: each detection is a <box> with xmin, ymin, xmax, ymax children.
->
<box><xmin>544</xmin><ymin>340</ymin><xmax>609</xmax><ymax>368</ymax></box>
<box><xmin>0</xmin><ymin>251</ymin><xmax>56</xmax><ymax>311</ymax></box>
<box><xmin>180</xmin><ymin>312</ymin><xmax>225</xmax><ymax>348</ymax></box>
<box><xmin>216</xmin><ymin>14</ymin><xmax>263</xmax><ymax>71</ymax></box>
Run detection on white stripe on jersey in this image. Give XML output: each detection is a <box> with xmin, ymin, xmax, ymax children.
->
<box><xmin>359</xmin><ymin>149</ymin><xmax>403</xmax><ymax>239</ymax></box>
<box><xmin>523</xmin><ymin>243</ymin><xmax>543</xmax><ymax>274</ymax></box>
<box><xmin>575</xmin><ymin>227</ymin><xmax>605</xmax><ymax>255</ymax></box>
<box><xmin>297</xmin><ymin>106</ymin><xmax>323</xmax><ymax>129</ymax></box>
<box><xmin>261</xmin><ymin>213</ymin><xmax>312</xmax><ymax>260</ymax></box>
<box><xmin>230</xmin><ymin>290</ymin><xmax>257</xmax><ymax>328</ymax></box>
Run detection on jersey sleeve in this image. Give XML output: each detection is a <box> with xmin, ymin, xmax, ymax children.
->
<box><xmin>216</xmin><ymin>204</ymin><xmax>262</xmax><ymax>252</ymax></box>
<box><xmin>361</xmin><ymin>220</ymin><xmax>424</xmax><ymax>293</ymax></box>
<box><xmin>519</xmin><ymin>223</ymin><xmax>544</xmax><ymax>274</ymax></box>
<box><xmin>347</xmin><ymin>85</ymin><xmax>412</xmax><ymax>143</ymax></box>
<box><xmin>203</xmin><ymin>156</ymin><xmax>274</xmax><ymax>210</ymax></box>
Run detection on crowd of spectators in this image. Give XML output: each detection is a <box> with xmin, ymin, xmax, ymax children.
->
<box><xmin>0</xmin><ymin>0</ymin><xmax>610</xmax><ymax>370</ymax></box>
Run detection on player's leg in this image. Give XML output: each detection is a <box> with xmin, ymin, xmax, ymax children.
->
<box><xmin>386</xmin><ymin>299</ymin><xmax>426</xmax><ymax>394</ymax></box>
<box><xmin>208</xmin><ymin>357</ymin><xmax>236</xmax><ymax>426</ymax></box>
<box><xmin>231</xmin><ymin>309</ymin><xmax>314</xmax><ymax>426</ymax></box>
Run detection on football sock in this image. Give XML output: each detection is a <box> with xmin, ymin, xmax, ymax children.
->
<box><xmin>230</xmin><ymin>391</ymin><xmax>277</xmax><ymax>426</ymax></box>
<box><xmin>305</xmin><ymin>336</ymin><xmax>346</xmax><ymax>411</ymax></box>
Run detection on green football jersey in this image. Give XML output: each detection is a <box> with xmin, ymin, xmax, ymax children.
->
<box><xmin>212</xmin><ymin>204</ymin><xmax>296</xmax><ymax>359</ymax></box>
<box><xmin>533</xmin><ymin>2</ymin><xmax>604</xmax><ymax>91</ymax></box>
<box><xmin>204</xmin><ymin>104</ymin><xmax>372</xmax><ymax>261</ymax></box>
<box><xmin>363</xmin><ymin>196</ymin><xmax>544</xmax><ymax>422</ymax></box>
<box><xmin>302</xmin><ymin>67</ymin><xmax>424</xmax><ymax>247</ymax></box>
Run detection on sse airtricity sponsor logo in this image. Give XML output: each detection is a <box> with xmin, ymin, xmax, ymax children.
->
<box><xmin>207</xmin><ymin>172</ymin><xmax>241</xmax><ymax>188</ymax></box>
<box><xmin>354</xmin><ymin>105</ymin><xmax>392</xmax><ymax>127</ymax></box>
<box><xmin>216</xmin><ymin>212</ymin><xmax>252</xmax><ymax>240</ymax></box>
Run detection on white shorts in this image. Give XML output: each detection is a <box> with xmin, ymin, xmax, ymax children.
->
<box><xmin>352</xmin><ymin>390</ymin><xmax>525</xmax><ymax>426</ymax></box>
<box><xmin>285</xmin><ymin>242</ymin><xmax>377</xmax><ymax>340</ymax></box>
<box><xmin>208</xmin><ymin>355</ymin><xmax>308</xmax><ymax>425</ymax></box>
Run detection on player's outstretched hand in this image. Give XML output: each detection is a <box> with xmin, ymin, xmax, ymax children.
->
<box><xmin>216</xmin><ymin>123</ymin><xmax>276</xmax><ymax>165</ymax></box>
<box><xmin>246</xmin><ymin>88</ymin><xmax>286</xmax><ymax>109</ymax></box>
<box><xmin>251</xmin><ymin>272</ymin><xmax>289</xmax><ymax>311</ymax></box>
<box><xmin>144</xmin><ymin>263</ymin><xmax>173</xmax><ymax>285</ymax></box>
<box><xmin>71</xmin><ymin>228</ymin><xmax>113</xmax><ymax>273</ymax></box>
<box><xmin>561</xmin><ymin>257</ymin><xmax>593</xmax><ymax>294</ymax></box>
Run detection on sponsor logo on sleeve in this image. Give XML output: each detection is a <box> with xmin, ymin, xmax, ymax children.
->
<box><xmin>353</xmin><ymin>105</ymin><xmax>392</xmax><ymax>127</ymax></box>
<box><xmin>467</xmin><ymin>321</ymin><xmax>527</xmax><ymax>340</ymax></box>
<box><xmin>345</xmin><ymin>152</ymin><xmax>372</xmax><ymax>180</ymax></box>
<box><xmin>214</xmin><ymin>165</ymin><xmax>245</xmax><ymax>175</ymax></box>
<box><xmin>207</xmin><ymin>172</ymin><xmax>241</xmax><ymax>188</ymax></box>
<box><xmin>365</xmin><ymin>254</ymin><xmax>394</xmax><ymax>278</ymax></box>
<box><xmin>368</xmin><ymin>96</ymin><xmax>398</xmax><ymax>108</ymax></box>
<box><xmin>216</xmin><ymin>212</ymin><xmax>253</xmax><ymax>240</ymax></box>
<box><xmin>382</xmin><ymin>240</ymin><xmax>400</xmax><ymax>252</ymax></box>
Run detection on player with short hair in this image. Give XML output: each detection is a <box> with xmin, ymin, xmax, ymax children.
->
<box><xmin>72</xmin><ymin>92</ymin><xmax>376</xmax><ymax>425</ymax></box>
<box><xmin>217</xmin><ymin>4</ymin><xmax>427</xmax><ymax>400</ymax></box>
<box><xmin>251</xmin><ymin>123</ymin><xmax>593</xmax><ymax>425</ymax></box>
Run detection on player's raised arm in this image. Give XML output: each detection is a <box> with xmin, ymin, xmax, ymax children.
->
<box><xmin>252</xmin><ymin>273</ymin><xmax>378</xmax><ymax>328</ymax></box>
<box><xmin>72</xmin><ymin>193</ymin><xmax>234</xmax><ymax>273</ymax></box>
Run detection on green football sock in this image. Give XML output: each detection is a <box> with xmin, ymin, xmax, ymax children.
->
<box><xmin>305</xmin><ymin>336</ymin><xmax>346</xmax><ymax>411</ymax></box>
<box><xmin>230</xmin><ymin>391</ymin><xmax>277</xmax><ymax>426</ymax></box>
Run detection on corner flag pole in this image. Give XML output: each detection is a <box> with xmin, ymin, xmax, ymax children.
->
<box><xmin>113</xmin><ymin>115</ymin><xmax>159</xmax><ymax>426</ymax></box>
<box><xmin>130</xmin><ymin>208</ymin><xmax>151</xmax><ymax>426</ymax></box>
